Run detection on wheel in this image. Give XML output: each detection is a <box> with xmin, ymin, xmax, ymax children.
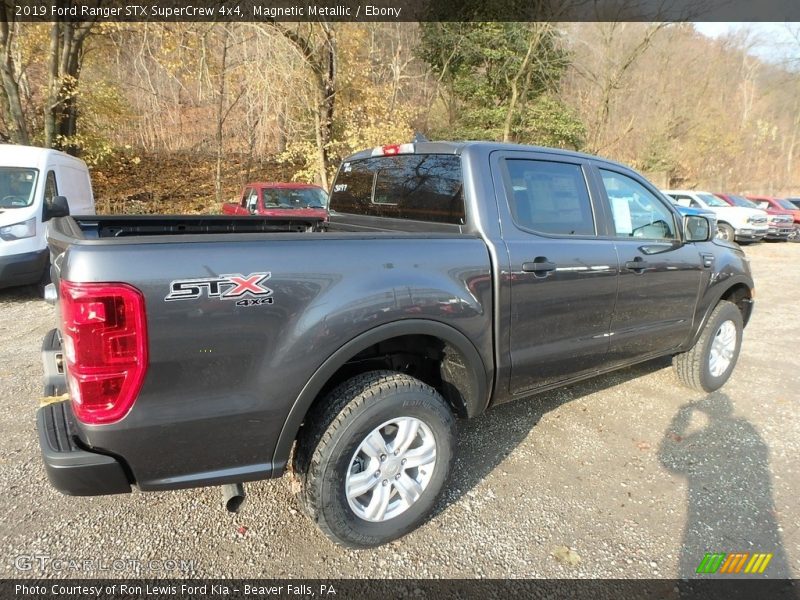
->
<box><xmin>672</xmin><ymin>300</ymin><xmax>743</xmax><ymax>392</ymax></box>
<box><xmin>293</xmin><ymin>370</ymin><xmax>456</xmax><ymax>548</ymax></box>
<box><xmin>716</xmin><ymin>223</ymin><xmax>735</xmax><ymax>242</ymax></box>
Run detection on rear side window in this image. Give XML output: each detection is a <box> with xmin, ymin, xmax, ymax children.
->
<box><xmin>503</xmin><ymin>159</ymin><xmax>595</xmax><ymax>236</ymax></box>
<box><xmin>329</xmin><ymin>154</ymin><xmax>465</xmax><ymax>224</ymax></box>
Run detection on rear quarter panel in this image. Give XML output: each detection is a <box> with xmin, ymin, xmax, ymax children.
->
<box><xmin>58</xmin><ymin>235</ymin><xmax>492</xmax><ymax>489</ymax></box>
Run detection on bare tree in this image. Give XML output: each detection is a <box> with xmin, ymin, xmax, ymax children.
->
<box><xmin>0</xmin><ymin>5</ymin><xmax>29</xmax><ymax>144</ymax></box>
<box><xmin>44</xmin><ymin>3</ymin><xmax>95</xmax><ymax>153</ymax></box>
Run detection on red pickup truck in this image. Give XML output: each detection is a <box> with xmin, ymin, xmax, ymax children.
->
<box><xmin>222</xmin><ymin>182</ymin><xmax>328</xmax><ymax>219</ymax></box>
<box><xmin>745</xmin><ymin>195</ymin><xmax>799</xmax><ymax>240</ymax></box>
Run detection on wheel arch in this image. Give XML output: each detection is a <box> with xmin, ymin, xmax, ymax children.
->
<box><xmin>271</xmin><ymin>319</ymin><xmax>492</xmax><ymax>470</ymax></box>
<box><xmin>690</xmin><ymin>279</ymin><xmax>753</xmax><ymax>348</ymax></box>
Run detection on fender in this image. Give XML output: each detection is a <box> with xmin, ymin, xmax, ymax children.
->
<box><xmin>688</xmin><ymin>274</ymin><xmax>754</xmax><ymax>348</ymax></box>
<box><xmin>271</xmin><ymin>319</ymin><xmax>492</xmax><ymax>469</ymax></box>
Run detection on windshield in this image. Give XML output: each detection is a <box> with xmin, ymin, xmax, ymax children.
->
<box><xmin>0</xmin><ymin>168</ymin><xmax>38</xmax><ymax>208</ymax></box>
<box><xmin>698</xmin><ymin>193</ymin><xmax>728</xmax><ymax>207</ymax></box>
<box><xmin>726</xmin><ymin>195</ymin><xmax>758</xmax><ymax>209</ymax></box>
<box><xmin>776</xmin><ymin>198</ymin><xmax>798</xmax><ymax>211</ymax></box>
<box><xmin>262</xmin><ymin>187</ymin><xmax>327</xmax><ymax>209</ymax></box>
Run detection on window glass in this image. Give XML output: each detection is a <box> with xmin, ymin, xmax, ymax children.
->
<box><xmin>0</xmin><ymin>168</ymin><xmax>38</xmax><ymax>208</ymax></box>
<box><xmin>503</xmin><ymin>159</ymin><xmax>594</xmax><ymax>236</ymax></box>
<box><xmin>242</xmin><ymin>188</ymin><xmax>258</xmax><ymax>211</ymax></box>
<box><xmin>600</xmin><ymin>170</ymin><xmax>676</xmax><ymax>239</ymax></box>
<box><xmin>698</xmin><ymin>193</ymin><xmax>728</xmax><ymax>207</ymax></box>
<box><xmin>44</xmin><ymin>171</ymin><xmax>58</xmax><ymax>203</ymax></box>
<box><xmin>727</xmin><ymin>195</ymin><xmax>757</xmax><ymax>208</ymax></box>
<box><xmin>329</xmin><ymin>154</ymin><xmax>464</xmax><ymax>224</ymax></box>
<box><xmin>262</xmin><ymin>187</ymin><xmax>327</xmax><ymax>209</ymax></box>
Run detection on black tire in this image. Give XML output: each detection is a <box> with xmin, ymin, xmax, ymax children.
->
<box><xmin>35</xmin><ymin>259</ymin><xmax>51</xmax><ymax>298</ymax></box>
<box><xmin>673</xmin><ymin>300</ymin><xmax>743</xmax><ymax>392</ymax></box>
<box><xmin>716</xmin><ymin>223</ymin><xmax>735</xmax><ymax>242</ymax></box>
<box><xmin>293</xmin><ymin>370</ymin><xmax>456</xmax><ymax>548</ymax></box>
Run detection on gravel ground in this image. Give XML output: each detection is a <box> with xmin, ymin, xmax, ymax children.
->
<box><xmin>0</xmin><ymin>242</ymin><xmax>798</xmax><ymax>579</ymax></box>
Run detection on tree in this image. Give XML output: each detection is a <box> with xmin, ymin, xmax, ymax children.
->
<box><xmin>44</xmin><ymin>3</ymin><xmax>95</xmax><ymax>153</ymax></box>
<box><xmin>0</xmin><ymin>5</ymin><xmax>29</xmax><ymax>144</ymax></box>
<box><xmin>418</xmin><ymin>22</ymin><xmax>583</xmax><ymax>148</ymax></box>
<box><xmin>263</xmin><ymin>22</ymin><xmax>336</xmax><ymax>188</ymax></box>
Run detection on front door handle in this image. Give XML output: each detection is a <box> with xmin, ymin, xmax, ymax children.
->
<box><xmin>522</xmin><ymin>258</ymin><xmax>557</xmax><ymax>274</ymax></box>
<box><xmin>625</xmin><ymin>257</ymin><xmax>649</xmax><ymax>273</ymax></box>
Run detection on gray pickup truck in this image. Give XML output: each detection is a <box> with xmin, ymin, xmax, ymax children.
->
<box><xmin>37</xmin><ymin>142</ymin><xmax>754</xmax><ymax>548</ymax></box>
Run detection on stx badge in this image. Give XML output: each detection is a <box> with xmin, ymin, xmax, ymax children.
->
<box><xmin>165</xmin><ymin>272</ymin><xmax>273</xmax><ymax>307</ymax></box>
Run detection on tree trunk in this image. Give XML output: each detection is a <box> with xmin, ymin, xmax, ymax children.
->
<box><xmin>45</xmin><ymin>22</ymin><xmax>60</xmax><ymax>147</ymax></box>
<box><xmin>215</xmin><ymin>29</ymin><xmax>230</xmax><ymax>205</ymax></box>
<box><xmin>270</xmin><ymin>23</ymin><xmax>337</xmax><ymax>187</ymax></box>
<box><xmin>503</xmin><ymin>27</ymin><xmax>538</xmax><ymax>143</ymax></box>
<box><xmin>44</xmin><ymin>11</ymin><xmax>94</xmax><ymax>155</ymax></box>
<box><xmin>0</xmin><ymin>13</ymin><xmax>30</xmax><ymax>144</ymax></box>
<box><xmin>316</xmin><ymin>23</ymin><xmax>336</xmax><ymax>188</ymax></box>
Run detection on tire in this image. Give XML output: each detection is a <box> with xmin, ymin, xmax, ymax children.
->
<box><xmin>35</xmin><ymin>259</ymin><xmax>51</xmax><ymax>298</ymax></box>
<box><xmin>716</xmin><ymin>223</ymin><xmax>735</xmax><ymax>242</ymax></box>
<box><xmin>293</xmin><ymin>370</ymin><xmax>456</xmax><ymax>548</ymax></box>
<box><xmin>672</xmin><ymin>300</ymin><xmax>743</xmax><ymax>392</ymax></box>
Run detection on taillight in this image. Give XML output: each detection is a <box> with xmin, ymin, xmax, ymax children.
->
<box><xmin>371</xmin><ymin>143</ymin><xmax>414</xmax><ymax>157</ymax></box>
<box><xmin>60</xmin><ymin>280</ymin><xmax>148</xmax><ymax>425</ymax></box>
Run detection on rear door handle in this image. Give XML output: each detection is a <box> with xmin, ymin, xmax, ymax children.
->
<box><xmin>522</xmin><ymin>258</ymin><xmax>557</xmax><ymax>274</ymax></box>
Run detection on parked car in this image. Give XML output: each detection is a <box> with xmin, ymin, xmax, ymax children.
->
<box><xmin>222</xmin><ymin>182</ymin><xmax>328</xmax><ymax>220</ymax></box>
<box><xmin>746</xmin><ymin>195</ymin><xmax>800</xmax><ymax>235</ymax></box>
<box><xmin>0</xmin><ymin>145</ymin><xmax>94</xmax><ymax>291</ymax></box>
<box><xmin>662</xmin><ymin>189</ymin><xmax>768</xmax><ymax>243</ymax></box>
<box><xmin>715</xmin><ymin>193</ymin><xmax>794</xmax><ymax>241</ymax></box>
<box><xmin>37</xmin><ymin>142</ymin><xmax>753</xmax><ymax>548</ymax></box>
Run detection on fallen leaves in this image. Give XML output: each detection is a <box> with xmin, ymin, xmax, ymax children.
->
<box><xmin>552</xmin><ymin>545</ymin><xmax>582</xmax><ymax>566</ymax></box>
<box><xmin>39</xmin><ymin>393</ymin><xmax>69</xmax><ymax>407</ymax></box>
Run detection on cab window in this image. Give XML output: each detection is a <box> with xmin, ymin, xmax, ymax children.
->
<box><xmin>503</xmin><ymin>159</ymin><xmax>595</xmax><ymax>236</ymax></box>
<box><xmin>600</xmin><ymin>170</ymin><xmax>677</xmax><ymax>240</ymax></box>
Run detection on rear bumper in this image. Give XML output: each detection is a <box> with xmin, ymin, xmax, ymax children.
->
<box><xmin>0</xmin><ymin>249</ymin><xmax>48</xmax><ymax>288</ymax></box>
<box><xmin>37</xmin><ymin>401</ymin><xmax>131</xmax><ymax>496</ymax></box>
<box><xmin>38</xmin><ymin>330</ymin><xmax>130</xmax><ymax>496</ymax></box>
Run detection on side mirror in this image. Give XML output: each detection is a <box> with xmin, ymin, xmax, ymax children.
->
<box><xmin>684</xmin><ymin>215</ymin><xmax>713</xmax><ymax>242</ymax></box>
<box><xmin>43</xmin><ymin>195</ymin><xmax>70</xmax><ymax>221</ymax></box>
<box><xmin>247</xmin><ymin>198</ymin><xmax>257</xmax><ymax>214</ymax></box>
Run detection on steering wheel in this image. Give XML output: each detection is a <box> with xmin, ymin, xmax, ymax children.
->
<box><xmin>0</xmin><ymin>195</ymin><xmax>28</xmax><ymax>208</ymax></box>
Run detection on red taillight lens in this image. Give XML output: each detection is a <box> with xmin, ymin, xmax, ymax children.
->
<box><xmin>60</xmin><ymin>280</ymin><xmax>148</xmax><ymax>425</ymax></box>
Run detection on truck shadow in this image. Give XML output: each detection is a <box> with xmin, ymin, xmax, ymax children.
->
<box><xmin>433</xmin><ymin>357</ymin><xmax>672</xmax><ymax>519</ymax></box>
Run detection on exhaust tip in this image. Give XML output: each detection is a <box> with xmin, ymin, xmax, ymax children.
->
<box><xmin>222</xmin><ymin>483</ymin><xmax>246</xmax><ymax>513</ymax></box>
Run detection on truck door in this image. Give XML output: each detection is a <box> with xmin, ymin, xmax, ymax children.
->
<box><xmin>492</xmin><ymin>152</ymin><xmax>619</xmax><ymax>395</ymax></box>
<box><xmin>594</xmin><ymin>167</ymin><xmax>704</xmax><ymax>363</ymax></box>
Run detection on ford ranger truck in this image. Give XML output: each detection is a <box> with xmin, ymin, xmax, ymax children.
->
<box><xmin>37</xmin><ymin>142</ymin><xmax>754</xmax><ymax>548</ymax></box>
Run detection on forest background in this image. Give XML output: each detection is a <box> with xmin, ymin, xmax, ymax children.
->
<box><xmin>1</xmin><ymin>18</ymin><xmax>799</xmax><ymax>213</ymax></box>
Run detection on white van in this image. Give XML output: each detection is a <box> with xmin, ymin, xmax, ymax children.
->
<box><xmin>0</xmin><ymin>145</ymin><xmax>94</xmax><ymax>290</ymax></box>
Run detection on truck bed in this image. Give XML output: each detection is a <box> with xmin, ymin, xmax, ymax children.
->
<box><xmin>58</xmin><ymin>214</ymin><xmax>325</xmax><ymax>239</ymax></box>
